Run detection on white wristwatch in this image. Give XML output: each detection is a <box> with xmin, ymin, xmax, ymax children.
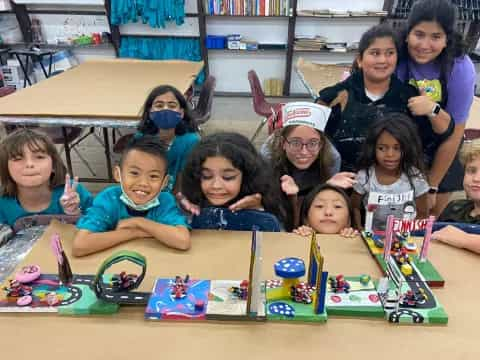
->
<box><xmin>430</xmin><ymin>103</ymin><xmax>441</xmax><ymax>117</ymax></box>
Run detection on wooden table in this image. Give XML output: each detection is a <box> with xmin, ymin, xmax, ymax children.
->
<box><xmin>1</xmin><ymin>221</ymin><xmax>479</xmax><ymax>359</ymax></box>
<box><xmin>0</xmin><ymin>58</ymin><xmax>203</xmax><ymax>182</ymax></box>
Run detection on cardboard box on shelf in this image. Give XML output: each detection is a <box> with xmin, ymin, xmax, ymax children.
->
<box><xmin>0</xmin><ymin>0</ymin><xmax>12</xmax><ymax>12</ymax></box>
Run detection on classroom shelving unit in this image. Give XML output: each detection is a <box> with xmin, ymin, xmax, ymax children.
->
<box><xmin>0</xmin><ymin>0</ymin><xmax>479</xmax><ymax>96</ymax></box>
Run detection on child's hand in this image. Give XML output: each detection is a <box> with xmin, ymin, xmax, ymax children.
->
<box><xmin>116</xmin><ymin>218</ymin><xmax>151</xmax><ymax>239</ymax></box>
<box><xmin>326</xmin><ymin>172</ymin><xmax>357</xmax><ymax>189</ymax></box>
<box><xmin>407</xmin><ymin>88</ymin><xmax>436</xmax><ymax>116</ymax></box>
<box><xmin>432</xmin><ymin>225</ymin><xmax>467</xmax><ymax>248</ymax></box>
<box><xmin>176</xmin><ymin>192</ymin><xmax>200</xmax><ymax>216</ymax></box>
<box><xmin>293</xmin><ymin>225</ymin><xmax>314</xmax><ymax>237</ymax></box>
<box><xmin>339</xmin><ymin>227</ymin><xmax>359</xmax><ymax>238</ymax></box>
<box><xmin>60</xmin><ymin>174</ymin><xmax>81</xmax><ymax>215</ymax></box>
<box><xmin>229</xmin><ymin>193</ymin><xmax>263</xmax><ymax>212</ymax></box>
<box><xmin>116</xmin><ymin>217</ymin><xmax>143</xmax><ymax>230</ymax></box>
<box><xmin>280</xmin><ymin>175</ymin><xmax>299</xmax><ymax>196</ymax></box>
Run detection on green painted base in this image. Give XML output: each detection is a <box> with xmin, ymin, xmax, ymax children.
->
<box><xmin>326</xmin><ymin>276</ymin><xmax>384</xmax><ymax>319</ymax></box>
<box><xmin>265</xmin><ymin>286</ymin><xmax>327</xmax><ymax>323</ymax></box>
<box><xmin>58</xmin><ymin>284</ymin><xmax>119</xmax><ymax>315</ymax></box>
<box><xmin>361</xmin><ymin>231</ymin><xmax>445</xmax><ymax>287</ymax></box>
<box><xmin>266</xmin><ymin>299</ymin><xmax>328</xmax><ymax>322</ymax></box>
<box><xmin>382</xmin><ymin>279</ymin><xmax>448</xmax><ymax>325</ymax></box>
<box><xmin>374</xmin><ymin>254</ymin><xmax>444</xmax><ymax>287</ymax></box>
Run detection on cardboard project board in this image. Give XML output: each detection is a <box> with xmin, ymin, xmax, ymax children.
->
<box><xmin>4</xmin><ymin>222</ymin><xmax>480</xmax><ymax>359</ymax></box>
<box><xmin>295</xmin><ymin>58</ymin><xmax>350</xmax><ymax>97</ymax></box>
<box><xmin>0</xmin><ymin>59</ymin><xmax>204</xmax><ymax>119</ymax></box>
<box><xmin>466</xmin><ymin>96</ymin><xmax>480</xmax><ymax>130</ymax></box>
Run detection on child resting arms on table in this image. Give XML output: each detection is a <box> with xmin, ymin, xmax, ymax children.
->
<box><xmin>73</xmin><ymin>135</ymin><xmax>190</xmax><ymax>257</ymax></box>
<box><xmin>432</xmin><ymin>139</ymin><xmax>480</xmax><ymax>254</ymax></box>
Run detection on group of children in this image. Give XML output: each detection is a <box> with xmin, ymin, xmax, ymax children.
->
<box><xmin>0</xmin><ymin>0</ymin><xmax>479</xmax><ymax>256</ymax></box>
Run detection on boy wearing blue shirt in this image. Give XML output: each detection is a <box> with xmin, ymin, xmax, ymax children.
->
<box><xmin>73</xmin><ymin>136</ymin><xmax>190</xmax><ymax>257</ymax></box>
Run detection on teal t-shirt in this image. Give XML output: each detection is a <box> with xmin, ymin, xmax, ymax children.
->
<box><xmin>76</xmin><ymin>185</ymin><xmax>189</xmax><ymax>233</ymax></box>
<box><xmin>166</xmin><ymin>132</ymin><xmax>200</xmax><ymax>191</ymax></box>
<box><xmin>0</xmin><ymin>184</ymin><xmax>93</xmax><ymax>227</ymax></box>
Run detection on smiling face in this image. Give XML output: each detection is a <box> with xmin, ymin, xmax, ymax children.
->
<box><xmin>407</xmin><ymin>21</ymin><xmax>447</xmax><ymax>64</ymax></box>
<box><xmin>282</xmin><ymin>126</ymin><xmax>323</xmax><ymax>170</ymax></box>
<box><xmin>375</xmin><ymin>131</ymin><xmax>402</xmax><ymax>173</ymax></box>
<box><xmin>200</xmin><ymin>156</ymin><xmax>243</xmax><ymax>206</ymax></box>
<box><xmin>306</xmin><ymin>189</ymin><xmax>351</xmax><ymax>234</ymax></box>
<box><xmin>115</xmin><ymin>149</ymin><xmax>168</xmax><ymax>205</ymax></box>
<box><xmin>464</xmin><ymin>157</ymin><xmax>480</xmax><ymax>203</ymax></box>
<box><xmin>8</xmin><ymin>143</ymin><xmax>53</xmax><ymax>190</ymax></box>
<box><xmin>357</xmin><ymin>36</ymin><xmax>397</xmax><ymax>83</ymax></box>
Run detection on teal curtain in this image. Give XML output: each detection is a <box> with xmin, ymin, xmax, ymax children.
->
<box><xmin>119</xmin><ymin>36</ymin><xmax>204</xmax><ymax>83</ymax></box>
<box><xmin>111</xmin><ymin>0</ymin><xmax>185</xmax><ymax>28</ymax></box>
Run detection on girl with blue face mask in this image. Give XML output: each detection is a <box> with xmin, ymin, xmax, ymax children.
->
<box><xmin>137</xmin><ymin>85</ymin><xmax>200</xmax><ymax>193</ymax></box>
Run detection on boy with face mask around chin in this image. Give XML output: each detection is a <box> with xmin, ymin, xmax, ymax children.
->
<box><xmin>73</xmin><ymin>136</ymin><xmax>191</xmax><ymax>257</ymax></box>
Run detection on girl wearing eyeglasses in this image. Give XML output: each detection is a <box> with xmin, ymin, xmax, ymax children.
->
<box><xmin>268</xmin><ymin>102</ymin><xmax>357</xmax><ymax>228</ymax></box>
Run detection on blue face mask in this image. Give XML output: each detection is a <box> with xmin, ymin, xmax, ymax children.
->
<box><xmin>150</xmin><ymin>110</ymin><xmax>182</xmax><ymax>130</ymax></box>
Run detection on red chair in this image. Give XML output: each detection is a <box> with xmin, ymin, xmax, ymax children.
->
<box><xmin>247</xmin><ymin>70</ymin><xmax>284</xmax><ymax>141</ymax></box>
<box><xmin>464</xmin><ymin>129</ymin><xmax>480</xmax><ymax>141</ymax></box>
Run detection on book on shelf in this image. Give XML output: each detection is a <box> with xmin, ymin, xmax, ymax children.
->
<box><xmin>205</xmin><ymin>0</ymin><xmax>290</xmax><ymax>16</ymax></box>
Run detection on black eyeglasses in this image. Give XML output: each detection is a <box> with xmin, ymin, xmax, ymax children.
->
<box><xmin>284</xmin><ymin>138</ymin><xmax>321</xmax><ymax>152</ymax></box>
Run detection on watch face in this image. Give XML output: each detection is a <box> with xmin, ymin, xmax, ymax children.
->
<box><xmin>433</xmin><ymin>104</ymin><xmax>441</xmax><ymax>115</ymax></box>
<box><xmin>428</xmin><ymin>188</ymin><xmax>438</xmax><ymax>194</ymax></box>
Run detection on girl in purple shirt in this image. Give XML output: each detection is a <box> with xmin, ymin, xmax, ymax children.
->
<box><xmin>396</xmin><ymin>0</ymin><xmax>476</xmax><ymax>216</ymax></box>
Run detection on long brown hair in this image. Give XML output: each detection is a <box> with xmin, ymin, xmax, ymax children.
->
<box><xmin>0</xmin><ymin>129</ymin><xmax>67</xmax><ymax>196</ymax></box>
<box><xmin>270</xmin><ymin>125</ymin><xmax>334</xmax><ymax>183</ymax></box>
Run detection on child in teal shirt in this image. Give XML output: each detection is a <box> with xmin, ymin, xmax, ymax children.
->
<box><xmin>0</xmin><ymin>129</ymin><xmax>92</xmax><ymax>228</ymax></box>
<box><xmin>137</xmin><ymin>84</ymin><xmax>200</xmax><ymax>192</ymax></box>
<box><xmin>73</xmin><ymin>135</ymin><xmax>190</xmax><ymax>257</ymax></box>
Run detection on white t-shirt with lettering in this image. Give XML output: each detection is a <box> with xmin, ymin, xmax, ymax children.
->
<box><xmin>353</xmin><ymin>166</ymin><xmax>429</xmax><ymax>230</ymax></box>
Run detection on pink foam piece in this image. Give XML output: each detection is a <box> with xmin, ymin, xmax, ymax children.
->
<box><xmin>15</xmin><ymin>265</ymin><xmax>41</xmax><ymax>283</ymax></box>
<box><xmin>17</xmin><ymin>295</ymin><xmax>33</xmax><ymax>306</ymax></box>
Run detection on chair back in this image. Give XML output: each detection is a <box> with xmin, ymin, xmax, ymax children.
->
<box><xmin>191</xmin><ymin>207</ymin><xmax>281</xmax><ymax>232</ymax></box>
<box><xmin>248</xmin><ymin>70</ymin><xmax>274</xmax><ymax>117</ymax></box>
<box><xmin>191</xmin><ymin>75</ymin><xmax>216</xmax><ymax>125</ymax></box>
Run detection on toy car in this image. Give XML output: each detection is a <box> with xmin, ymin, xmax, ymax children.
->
<box><xmin>372</xmin><ymin>234</ymin><xmax>384</xmax><ymax>248</ymax></box>
<box><xmin>400</xmin><ymin>263</ymin><xmax>413</xmax><ymax>276</ymax></box>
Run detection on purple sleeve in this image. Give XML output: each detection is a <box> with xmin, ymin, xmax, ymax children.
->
<box><xmin>395</xmin><ymin>60</ymin><xmax>408</xmax><ymax>82</ymax></box>
<box><xmin>446</xmin><ymin>56</ymin><xmax>476</xmax><ymax>124</ymax></box>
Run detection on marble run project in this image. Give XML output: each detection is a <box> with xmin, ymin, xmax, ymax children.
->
<box><xmin>368</xmin><ymin>215</ymin><xmax>448</xmax><ymax>324</ymax></box>
<box><xmin>0</xmin><ymin>225</ymin><xmax>448</xmax><ymax>326</ymax></box>
<box><xmin>265</xmin><ymin>233</ymin><xmax>328</xmax><ymax>322</ymax></box>
<box><xmin>145</xmin><ymin>229</ymin><xmax>266</xmax><ymax>321</ymax></box>
<box><xmin>0</xmin><ymin>235</ymin><xmax>151</xmax><ymax>315</ymax></box>
<box><xmin>362</xmin><ymin>216</ymin><xmax>444</xmax><ymax>287</ymax></box>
